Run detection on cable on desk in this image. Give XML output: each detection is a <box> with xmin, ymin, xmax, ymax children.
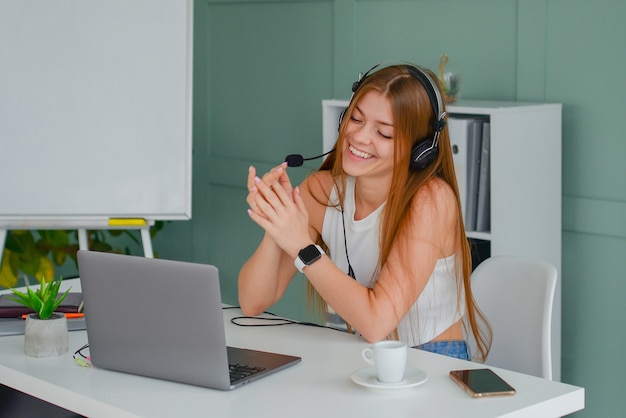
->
<box><xmin>224</xmin><ymin>306</ymin><xmax>347</xmax><ymax>333</ymax></box>
<box><xmin>73</xmin><ymin>343</ymin><xmax>92</xmax><ymax>368</ymax></box>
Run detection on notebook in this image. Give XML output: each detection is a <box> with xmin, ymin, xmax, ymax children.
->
<box><xmin>0</xmin><ymin>292</ymin><xmax>83</xmax><ymax>318</ymax></box>
<box><xmin>76</xmin><ymin>250</ymin><xmax>301</xmax><ymax>390</ymax></box>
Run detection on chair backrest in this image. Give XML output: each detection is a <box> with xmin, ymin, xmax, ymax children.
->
<box><xmin>469</xmin><ymin>255</ymin><xmax>557</xmax><ymax>380</ymax></box>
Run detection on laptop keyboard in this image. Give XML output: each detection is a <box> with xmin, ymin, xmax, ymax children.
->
<box><xmin>229</xmin><ymin>363</ymin><xmax>266</xmax><ymax>384</ymax></box>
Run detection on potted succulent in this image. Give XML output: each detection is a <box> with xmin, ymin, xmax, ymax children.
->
<box><xmin>8</xmin><ymin>276</ymin><xmax>71</xmax><ymax>357</ymax></box>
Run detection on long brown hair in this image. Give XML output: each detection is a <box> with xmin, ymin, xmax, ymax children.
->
<box><xmin>306</xmin><ymin>65</ymin><xmax>491</xmax><ymax>362</ymax></box>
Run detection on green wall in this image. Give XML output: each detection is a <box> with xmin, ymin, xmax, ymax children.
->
<box><xmin>153</xmin><ymin>1</ymin><xmax>626</xmax><ymax>416</ymax></box>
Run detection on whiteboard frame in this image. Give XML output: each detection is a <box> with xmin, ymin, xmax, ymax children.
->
<box><xmin>0</xmin><ymin>0</ymin><xmax>194</xmax><ymax>225</ymax></box>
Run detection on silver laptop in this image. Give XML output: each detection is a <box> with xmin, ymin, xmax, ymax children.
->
<box><xmin>77</xmin><ymin>250</ymin><xmax>301</xmax><ymax>390</ymax></box>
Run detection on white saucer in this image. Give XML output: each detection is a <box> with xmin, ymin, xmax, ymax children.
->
<box><xmin>351</xmin><ymin>367</ymin><xmax>429</xmax><ymax>390</ymax></box>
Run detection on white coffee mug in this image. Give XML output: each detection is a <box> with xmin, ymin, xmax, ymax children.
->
<box><xmin>362</xmin><ymin>340</ymin><xmax>407</xmax><ymax>383</ymax></box>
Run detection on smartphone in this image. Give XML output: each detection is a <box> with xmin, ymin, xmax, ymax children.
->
<box><xmin>449</xmin><ymin>368</ymin><xmax>516</xmax><ymax>398</ymax></box>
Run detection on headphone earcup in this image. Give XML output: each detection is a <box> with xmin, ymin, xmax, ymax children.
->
<box><xmin>410</xmin><ymin>138</ymin><xmax>438</xmax><ymax>171</ymax></box>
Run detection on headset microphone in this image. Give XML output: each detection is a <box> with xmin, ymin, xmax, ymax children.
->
<box><xmin>284</xmin><ymin>149</ymin><xmax>334</xmax><ymax>167</ymax></box>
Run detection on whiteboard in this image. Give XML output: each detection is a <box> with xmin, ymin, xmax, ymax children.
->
<box><xmin>0</xmin><ymin>0</ymin><xmax>193</xmax><ymax>226</ymax></box>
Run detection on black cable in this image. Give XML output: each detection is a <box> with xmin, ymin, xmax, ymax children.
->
<box><xmin>73</xmin><ymin>342</ymin><xmax>89</xmax><ymax>359</ymax></box>
<box><xmin>231</xmin><ymin>316</ymin><xmax>304</xmax><ymax>327</ymax></box>
<box><xmin>224</xmin><ymin>306</ymin><xmax>347</xmax><ymax>333</ymax></box>
<box><xmin>73</xmin><ymin>343</ymin><xmax>92</xmax><ymax>367</ymax></box>
<box><xmin>230</xmin><ymin>316</ymin><xmax>347</xmax><ymax>333</ymax></box>
<box><xmin>341</xmin><ymin>207</ymin><xmax>357</xmax><ymax>280</ymax></box>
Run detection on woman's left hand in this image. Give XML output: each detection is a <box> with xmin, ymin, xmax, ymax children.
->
<box><xmin>247</xmin><ymin>171</ymin><xmax>312</xmax><ymax>258</ymax></box>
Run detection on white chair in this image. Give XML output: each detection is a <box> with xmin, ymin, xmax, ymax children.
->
<box><xmin>469</xmin><ymin>255</ymin><xmax>557</xmax><ymax>380</ymax></box>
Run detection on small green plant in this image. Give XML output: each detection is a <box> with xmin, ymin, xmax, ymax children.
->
<box><xmin>8</xmin><ymin>276</ymin><xmax>71</xmax><ymax>320</ymax></box>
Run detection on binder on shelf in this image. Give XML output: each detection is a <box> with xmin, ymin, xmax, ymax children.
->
<box><xmin>448</xmin><ymin>117</ymin><xmax>471</xmax><ymax>220</ymax></box>
<box><xmin>465</xmin><ymin>119</ymin><xmax>485</xmax><ymax>231</ymax></box>
<box><xmin>476</xmin><ymin>121</ymin><xmax>491</xmax><ymax>232</ymax></box>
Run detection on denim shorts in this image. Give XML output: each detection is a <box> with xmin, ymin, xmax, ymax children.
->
<box><xmin>414</xmin><ymin>340</ymin><xmax>470</xmax><ymax>360</ymax></box>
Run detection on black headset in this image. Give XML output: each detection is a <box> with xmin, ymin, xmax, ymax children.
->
<box><xmin>340</xmin><ymin>63</ymin><xmax>447</xmax><ymax>172</ymax></box>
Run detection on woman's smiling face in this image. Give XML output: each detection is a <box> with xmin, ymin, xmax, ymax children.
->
<box><xmin>342</xmin><ymin>90</ymin><xmax>395</xmax><ymax>180</ymax></box>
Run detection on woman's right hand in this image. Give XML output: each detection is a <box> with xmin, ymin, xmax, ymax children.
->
<box><xmin>247</xmin><ymin>162</ymin><xmax>292</xmax><ymax>217</ymax></box>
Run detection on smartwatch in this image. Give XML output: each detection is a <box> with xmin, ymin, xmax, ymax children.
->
<box><xmin>294</xmin><ymin>244</ymin><xmax>325</xmax><ymax>273</ymax></box>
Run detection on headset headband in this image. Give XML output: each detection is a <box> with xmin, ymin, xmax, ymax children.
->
<box><xmin>352</xmin><ymin>63</ymin><xmax>447</xmax><ymax>146</ymax></box>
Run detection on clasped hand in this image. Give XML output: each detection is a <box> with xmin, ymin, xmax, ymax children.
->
<box><xmin>246</xmin><ymin>163</ymin><xmax>312</xmax><ymax>258</ymax></box>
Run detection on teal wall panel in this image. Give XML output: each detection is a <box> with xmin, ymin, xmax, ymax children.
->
<box><xmin>207</xmin><ymin>1</ymin><xmax>334</xmax><ymax>162</ymax></box>
<box><xmin>353</xmin><ymin>0</ymin><xmax>519</xmax><ymax>100</ymax></box>
<box><xmin>151</xmin><ymin>1</ymin><xmax>626</xmax><ymax>415</ymax></box>
<box><xmin>546</xmin><ymin>0</ymin><xmax>626</xmax><ymax>201</ymax></box>
<box><xmin>516</xmin><ymin>0</ymin><xmax>548</xmax><ymax>100</ymax></box>
<box><xmin>562</xmin><ymin>231</ymin><xmax>626</xmax><ymax>417</ymax></box>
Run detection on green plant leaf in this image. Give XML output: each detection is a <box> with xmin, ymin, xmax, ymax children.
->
<box><xmin>19</xmin><ymin>253</ymin><xmax>40</xmax><ymax>276</ymax></box>
<box><xmin>48</xmin><ymin>276</ymin><xmax>61</xmax><ymax>299</ymax></box>
<box><xmin>39</xmin><ymin>293</ymin><xmax>56</xmax><ymax>319</ymax></box>
<box><xmin>43</xmin><ymin>230</ymin><xmax>70</xmax><ymax>248</ymax></box>
<box><xmin>38</xmin><ymin>275</ymin><xmax>49</xmax><ymax>293</ymax></box>
<box><xmin>8</xmin><ymin>288</ymin><xmax>32</xmax><ymax>308</ymax></box>
<box><xmin>5</xmin><ymin>230</ymin><xmax>35</xmax><ymax>253</ymax></box>
<box><xmin>0</xmin><ymin>252</ymin><xmax>19</xmax><ymax>288</ymax></box>
<box><xmin>51</xmin><ymin>287</ymin><xmax>71</xmax><ymax>312</ymax></box>
<box><xmin>7</xmin><ymin>252</ymin><xmax>21</xmax><ymax>275</ymax></box>
<box><xmin>34</xmin><ymin>257</ymin><xmax>55</xmax><ymax>283</ymax></box>
<box><xmin>52</xmin><ymin>250</ymin><xmax>67</xmax><ymax>266</ymax></box>
<box><xmin>26</xmin><ymin>287</ymin><xmax>43</xmax><ymax>313</ymax></box>
<box><xmin>91</xmin><ymin>240</ymin><xmax>113</xmax><ymax>253</ymax></box>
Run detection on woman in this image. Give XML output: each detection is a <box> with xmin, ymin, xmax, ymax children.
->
<box><xmin>239</xmin><ymin>64</ymin><xmax>491</xmax><ymax>361</ymax></box>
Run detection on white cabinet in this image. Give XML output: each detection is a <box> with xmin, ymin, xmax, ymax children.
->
<box><xmin>322</xmin><ymin>99</ymin><xmax>562</xmax><ymax>379</ymax></box>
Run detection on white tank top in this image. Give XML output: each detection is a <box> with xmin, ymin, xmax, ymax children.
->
<box><xmin>321</xmin><ymin>176</ymin><xmax>465</xmax><ymax>346</ymax></box>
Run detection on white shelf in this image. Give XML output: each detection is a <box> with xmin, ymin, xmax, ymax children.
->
<box><xmin>322</xmin><ymin>98</ymin><xmax>562</xmax><ymax>380</ymax></box>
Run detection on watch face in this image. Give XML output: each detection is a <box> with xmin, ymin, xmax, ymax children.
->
<box><xmin>299</xmin><ymin>245</ymin><xmax>321</xmax><ymax>264</ymax></box>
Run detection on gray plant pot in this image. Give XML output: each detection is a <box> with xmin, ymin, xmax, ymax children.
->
<box><xmin>24</xmin><ymin>312</ymin><xmax>69</xmax><ymax>357</ymax></box>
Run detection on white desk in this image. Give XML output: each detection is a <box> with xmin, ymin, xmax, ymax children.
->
<box><xmin>0</xmin><ymin>280</ymin><xmax>584</xmax><ymax>418</ymax></box>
